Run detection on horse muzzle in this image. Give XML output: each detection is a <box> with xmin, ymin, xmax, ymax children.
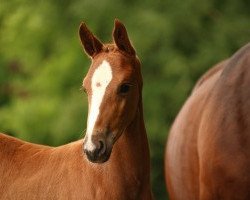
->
<box><xmin>83</xmin><ymin>135</ymin><xmax>112</xmax><ymax>163</ymax></box>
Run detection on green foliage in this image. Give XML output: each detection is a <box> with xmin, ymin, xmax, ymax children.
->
<box><xmin>0</xmin><ymin>0</ymin><xmax>249</xmax><ymax>199</ymax></box>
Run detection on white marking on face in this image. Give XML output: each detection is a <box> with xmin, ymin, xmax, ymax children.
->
<box><xmin>85</xmin><ymin>60</ymin><xmax>113</xmax><ymax>150</ymax></box>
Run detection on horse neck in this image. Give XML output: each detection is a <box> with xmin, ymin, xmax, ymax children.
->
<box><xmin>110</xmin><ymin>95</ymin><xmax>151</xmax><ymax>181</ymax></box>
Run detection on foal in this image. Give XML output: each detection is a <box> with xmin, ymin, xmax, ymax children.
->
<box><xmin>0</xmin><ymin>20</ymin><xmax>153</xmax><ymax>200</ymax></box>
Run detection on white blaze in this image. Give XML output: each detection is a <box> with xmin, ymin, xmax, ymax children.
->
<box><xmin>85</xmin><ymin>60</ymin><xmax>113</xmax><ymax>150</ymax></box>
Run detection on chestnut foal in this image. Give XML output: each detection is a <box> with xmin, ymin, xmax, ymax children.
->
<box><xmin>165</xmin><ymin>43</ymin><xmax>250</xmax><ymax>200</ymax></box>
<box><xmin>0</xmin><ymin>20</ymin><xmax>153</xmax><ymax>200</ymax></box>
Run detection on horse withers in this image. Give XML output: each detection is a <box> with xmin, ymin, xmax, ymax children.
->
<box><xmin>165</xmin><ymin>43</ymin><xmax>250</xmax><ymax>200</ymax></box>
<box><xmin>0</xmin><ymin>20</ymin><xmax>153</xmax><ymax>200</ymax></box>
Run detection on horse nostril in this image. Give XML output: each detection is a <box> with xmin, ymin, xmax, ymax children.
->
<box><xmin>99</xmin><ymin>140</ymin><xmax>104</xmax><ymax>150</ymax></box>
<box><xmin>98</xmin><ymin>140</ymin><xmax>106</xmax><ymax>155</ymax></box>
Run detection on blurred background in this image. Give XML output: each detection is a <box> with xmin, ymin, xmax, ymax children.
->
<box><xmin>0</xmin><ymin>0</ymin><xmax>249</xmax><ymax>199</ymax></box>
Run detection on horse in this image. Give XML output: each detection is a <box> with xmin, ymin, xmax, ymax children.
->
<box><xmin>165</xmin><ymin>43</ymin><xmax>250</xmax><ymax>200</ymax></box>
<box><xmin>0</xmin><ymin>19</ymin><xmax>153</xmax><ymax>200</ymax></box>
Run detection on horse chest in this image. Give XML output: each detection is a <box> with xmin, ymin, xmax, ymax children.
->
<box><xmin>84</xmin><ymin>173</ymin><xmax>142</xmax><ymax>200</ymax></box>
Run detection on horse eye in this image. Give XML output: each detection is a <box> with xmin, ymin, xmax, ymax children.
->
<box><xmin>118</xmin><ymin>84</ymin><xmax>131</xmax><ymax>94</ymax></box>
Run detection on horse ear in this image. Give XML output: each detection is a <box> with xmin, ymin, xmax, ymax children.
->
<box><xmin>79</xmin><ymin>22</ymin><xmax>103</xmax><ymax>58</ymax></box>
<box><xmin>112</xmin><ymin>19</ymin><xmax>135</xmax><ymax>56</ymax></box>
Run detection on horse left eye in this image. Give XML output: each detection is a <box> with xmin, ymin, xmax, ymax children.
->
<box><xmin>118</xmin><ymin>84</ymin><xmax>131</xmax><ymax>94</ymax></box>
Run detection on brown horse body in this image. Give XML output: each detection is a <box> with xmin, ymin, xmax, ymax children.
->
<box><xmin>0</xmin><ymin>114</ymin><xmax>150</xmax><ymax>199</ymax></box>
<box><xmin>0</xmin><ymin>20</ymin><xmax>153</xmax><ymax>200</ymax></box>
<box><xmin>165</xmin><ymin>43</ymin><xmax>250</xmax><ymax>200</ymax></box>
